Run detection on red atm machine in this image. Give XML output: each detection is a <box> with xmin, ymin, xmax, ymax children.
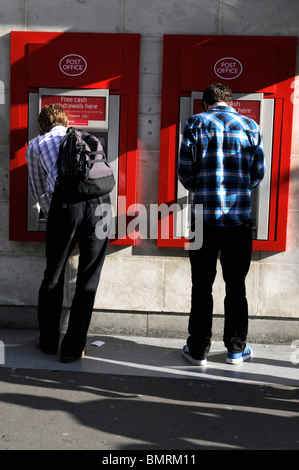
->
<box><xmin>10</xmin><ymin>31</ymin><xmax>140</xmax><ymax>245</ymax></box>
<box><xmin>158</xmin><ymin>35</ymin><xmax>297</xmax><ymax>251</ymax></box>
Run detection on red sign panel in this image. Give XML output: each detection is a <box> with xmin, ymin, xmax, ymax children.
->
<box><xmin>27</xmin><ymin>42</ymin><xmax>122</xmax><ymax>89</ymax></box>
<box><xmin>41</xmin><ymin>95</ymin><xmax>106</xmax><ymax>126</ymax></box>
<box><xmin>181</xmin><ymin>44</ymin><xmax>277</xmax><ymax>93</ymax></box>
<box><xmin>232</xmin><ymin>100</ymin><xmax>260</xmax><ymax>124</ymax></box>
<box><xmin>193</xmin><ymin>99</ymin><xmax>261</xmax><ymax>124</ymax></box>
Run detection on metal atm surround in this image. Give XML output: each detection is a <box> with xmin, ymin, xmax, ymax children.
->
<box><xmin>27</xmin><ymin>88</ymin><xmax>120</xmax><ymax>233</ymax></box>
<box><xmin>175</xmin><ymin>92</ymin><xmax>274</xmax><ymax>241</ymax></box>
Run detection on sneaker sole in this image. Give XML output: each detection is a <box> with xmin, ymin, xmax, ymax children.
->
<box><xmin>226</xmin><ymin>352</ymin><xmax>252</xmax><ymax>365</ymax></box>
<box><xmin>182</xmin><ymin>349</ymin><xmax>207</xmax><ymax>366</ymax></box>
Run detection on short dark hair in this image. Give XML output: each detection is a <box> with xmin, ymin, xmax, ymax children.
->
<box><xmin>203</xmin><ymin>83</ymin><xmax>233</xmax><ymax>106</ymax></box>
<box><xmin>38</xmin><ymin>104</ymin><xmax>68</xmax><ymax>133</ymax></box>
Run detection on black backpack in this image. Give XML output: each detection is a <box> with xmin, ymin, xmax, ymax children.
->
<box><xmin>55</xmin><ymin>127</ymin><xmax>115</xmax><ymax>200</ymax></box>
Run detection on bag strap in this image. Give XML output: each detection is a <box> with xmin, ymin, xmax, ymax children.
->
<box><xmin>89</xmin><ymin>149</ymin><xmax>106</xmax><ymax>157</ymax></box>
<box><xmin>56</xmin><ymin>130</ymin><xmax>71</xmax><ymax>181</ymax></box>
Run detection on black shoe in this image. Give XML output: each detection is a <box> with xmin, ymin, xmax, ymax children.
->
<box><xmin>36</xmin><ymin>336</ymin><xmax>57</xmax><ymax>355</ymax></box>
<box><xmin>59</xmin><ymin>348</ymin><xmax>86</xmax><ymax>363</ymax></box>
<box><xmin>182</xmin><ymin>345</ymin><xmax>207</xmax><ymax>366</ymax></box>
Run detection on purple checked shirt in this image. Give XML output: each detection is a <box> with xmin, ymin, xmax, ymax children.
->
<box><xmin>26</xmin><ymin>126</ymin><xmax>67</xmax><ymax>216</ymax></box>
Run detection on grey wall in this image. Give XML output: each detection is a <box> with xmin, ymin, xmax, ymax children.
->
<box><xmin>0</xmin><ymin>0</ymin><xmax>299</xmax><ymax>342</ymax></box>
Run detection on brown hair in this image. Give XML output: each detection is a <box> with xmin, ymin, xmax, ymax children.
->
<box><xmin>203</xmin><ymin>83</ymin><xmax>233</xmax><ymax>106</ymax></box>
<box><xmin>38</xmin><ymin>104</ymin><xmax>68</xmax><ymax>133</ymax></box>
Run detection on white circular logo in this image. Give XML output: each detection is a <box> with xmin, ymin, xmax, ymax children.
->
<box><xmin>59</xmin><ymin>54</ymin><xmax>87</xmax><ymax>76</ymax></box>
<box><xmin>214</xmin><ymin>57</ymin><xmax>243</xmax><ymax>80</ymax></box>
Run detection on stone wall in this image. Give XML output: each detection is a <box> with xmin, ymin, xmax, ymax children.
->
<box><xmin>0</xmin><ymin>0</ymin><xmax>298</xmax><ymax>343</ymax></box>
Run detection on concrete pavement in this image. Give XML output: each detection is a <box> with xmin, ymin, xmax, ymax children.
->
<box><xmin>0</xmin><ymin>328</ymin><xmax>298</xmax><ymax>451</ymax></box>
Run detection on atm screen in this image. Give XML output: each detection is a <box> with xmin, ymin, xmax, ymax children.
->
<box><xmin>193</xmin><ymin>99</ymin><xmax>261</xmax><ymax>124</ymax></box>
<box><xmin>41</xmin><ymin>94</ymin><xmax>107</xmax><ymax>127</ymax></box>
<box><xmin>39</xmin><ymin>88</ymin><xmax>109</xmax><ymax>131</ymax></box>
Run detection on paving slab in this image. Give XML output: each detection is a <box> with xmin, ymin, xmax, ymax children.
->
<box><xmin>0</xmin><ymin>329</ymin><xmax>298</xmax><ymax>451</ymax></box>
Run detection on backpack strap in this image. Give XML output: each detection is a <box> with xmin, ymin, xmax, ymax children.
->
<box><xmin>56</xmin><ymin>129</ymin><xmax>71</xmax><ymax>182</ymax></box>
<box><xmin>88</xmin><ymin>149</ymin><xmax>106</xmax><ymax>157</ymax></box>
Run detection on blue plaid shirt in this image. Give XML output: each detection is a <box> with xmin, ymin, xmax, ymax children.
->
<box><xmin>178</xmin><ymin>106</ymin><xmax>265</xmax><ymax>226</ymax></box>
<box><xmin>26</xmin><ymin>126</ymin><xmax>67</xmax><ymax>216</ymax></box>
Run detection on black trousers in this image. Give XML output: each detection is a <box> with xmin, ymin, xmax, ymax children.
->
<box><xmin>187</xmin><ymin>222</ymin><xmax>252</xmax><ymax>357</ymax></box>
<box><xmin>38</xmin><ymin>195</ymin><xmax>111</xmax><ymax>357</ymax></box>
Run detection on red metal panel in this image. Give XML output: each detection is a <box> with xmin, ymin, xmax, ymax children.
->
<box><xmin>10</xmin><ymin>31</ymin><xmax>140</xmax><ymax>243</ymax></box>
<box><xmin>158</xmin><ymin>35</ymin><xmax>297</xmax><ymax>251</ymax></box>
<box><xmin>267</xmin><ymin>99</ymin><xmax>283</xmax><ymax>242</ymax></box>
<box><xmin>110</xmin><ymin>94</ymin><xmax>138</xmax><ymax>246</ymax></box>
<box><xmin>181</xmin><ymin>44</ymin><xmax>277</xmax><ymax>93</ymax></box>
<box><xmin>27</xmin><ymin>42</ymin><xmax>122</xmax><ymax>89</ymax></box>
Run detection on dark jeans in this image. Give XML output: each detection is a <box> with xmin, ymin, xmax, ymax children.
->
<box><xmin>38</xmin><ymin>194</ymin><xmax>111</xmax><ymax>357</ymax></box>
<box><xmin>187</xmin><ymin>222</ymin><xmax>252</xmax><ymax>357</ymax></box>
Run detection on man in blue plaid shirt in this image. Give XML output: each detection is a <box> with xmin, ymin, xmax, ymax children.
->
<box><xmin>178</xmin><ymin>83</ymin><xmax>265</xmax><ymax>366</ymax></box>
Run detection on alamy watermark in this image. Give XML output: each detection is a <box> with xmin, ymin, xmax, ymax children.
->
<box><xmin>0</xmin><ymin>81</ymin><xmax>4</xmax><ymax>105</ymax></box>
<box><xmin>95</xmin><ymin>196</ymin><xmax>203</xmax><ymax>250</ymax></box>
<box><xmin>290</xmin><ymin>340</ymin><xmax>299</xmax><ymax>365</ymax></box>
<box><xmin>0</xmin><ymin>341</ymin><xmax>4</xmax><ymax>364</ymax></box>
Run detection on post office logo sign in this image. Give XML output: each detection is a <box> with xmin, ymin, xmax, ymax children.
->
<box><xmin>59</xmin><ymin>54</ymin><xmax>87</xmax><ymax>76</ymax></box>
<box><xmin>214</xmin><ymin>57</ymin><xmax>243</xmax><ymax>80</ymax></box>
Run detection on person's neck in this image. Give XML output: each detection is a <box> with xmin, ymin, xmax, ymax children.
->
<box><xmin>208</xmin><ymin>101</ymin><xmax>230</xmax><ymax>109</ymax></box>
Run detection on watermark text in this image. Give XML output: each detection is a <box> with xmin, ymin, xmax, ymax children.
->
<box><xmin>95</xmin><ymin>197</ymin><xmax>203</xmax><ymax>250</ymax></box>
